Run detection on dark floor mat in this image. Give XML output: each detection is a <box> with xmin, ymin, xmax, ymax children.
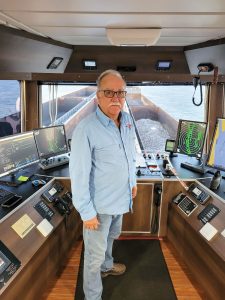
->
<box><xmin>75</xmin><ymin>239</ymin><xmax>177</xmax><ymax>300</ymax></box>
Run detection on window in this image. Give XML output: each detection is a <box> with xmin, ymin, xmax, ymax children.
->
<box><xmin>39</xmin><ymin>84</ymin><xmax>97</xmax><ymax>126</ymax></box>
<box><xmin>127</xmin><ymin>85</ymin><xmax>205</xmax><ymax>153</ymax></box>
<box><xmin>0</xmin><ymin>80</ymin><xmax>21</xmax><ymax>137</ymax></box>
<box><xmin>39</xmin><ymin>83</ymin><xmax>205</xmax><ymax>154</ymax></box>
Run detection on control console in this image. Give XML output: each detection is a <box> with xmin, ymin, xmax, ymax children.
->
<box><xmin>39</xmin><ymin>153</ymin><xmax>70</xmax><ymax>170</ymax></box>
<box><xmin>197</xmin><ymin>204</ymin><xmax>220</xmax><ymax>224</ymax></box>
<box><xmin>136</xmin><ymin>152</ymin><xmax>162</xmax><ymax>178</ymax></box>
<box><xmin>188</xmin><ymin>182</ymin><xmax>210</xmax><ymax>204</ymax></box>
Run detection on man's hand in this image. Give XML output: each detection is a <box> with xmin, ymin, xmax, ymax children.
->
<box><xmin>83</xmin><ymin>216</ymin><xmax>100</xmax><ymax>230</ymax></box>
<box><xmin>132</xmin><ymin>185</ymin><xmax>137</xmax><ymax>198</ymax></box>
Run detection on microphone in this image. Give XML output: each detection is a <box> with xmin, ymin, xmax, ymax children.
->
<box><xmin>210</xmin><ymin>171</ymin><xmax>221</xmax><ymax>190</ymax></box>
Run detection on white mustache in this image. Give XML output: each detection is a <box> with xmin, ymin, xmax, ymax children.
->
<box><xmin>109</xmin><ymin>103</ymin><xmax>121</xmax><ymax>107</ymax></box>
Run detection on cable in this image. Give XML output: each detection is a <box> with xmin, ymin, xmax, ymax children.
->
<box><xmin>192</xmin><ymin>71</ymin><xmax>203</xmax><ymax>106</ymax></box>
<box><xmin>166</xmin><ymin>157</ymin><xmax>189</xmax><ymax>191</ymax></box>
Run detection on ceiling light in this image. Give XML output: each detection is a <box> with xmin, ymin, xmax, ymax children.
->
<box><xmin>47</xmin><ymin>57</ymin><xmax>63</xmax><ymax>69</ymax></box>
<box><xmin>106</xmin><ymin>28</ymin><xmax>161</xmax><ymax>46</ymax></box>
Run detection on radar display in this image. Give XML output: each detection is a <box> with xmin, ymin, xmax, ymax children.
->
<box><xmin>175</xmin><ymin>120</ymin><xmax>207</xmax><ymax>157</ymax></box>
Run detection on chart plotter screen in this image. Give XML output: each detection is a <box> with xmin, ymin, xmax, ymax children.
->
<box><xmin>33</xmin><ymin>125</ymin><xmax>68</xmax><ymax>159</ymax></box>
<box><xmin>175</xmin><ymin>119</ymin><xmax>207</xmax><ymax>158</ymax></box>
<box><xmin>0</xmin><ymin>132</ymin><xmax>39</xmax><ymax>177</ymax></box>
<box><xmin>207</xmin><ymin>118</ymin><xmax>225</xmax><ymax>172</ymax></box>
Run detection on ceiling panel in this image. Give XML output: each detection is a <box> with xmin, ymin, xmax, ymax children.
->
<box><xmin>1</xmin><ymin>0</ymin><xmax>225</xmax><ymax>13</ymax></box>
<box><xmin>0</xmin><ymin>0</ymin><xmax>225</xmax><ymax>47</ymax></box>
<box><xmin>4</xmin><ymin>12</ymin><xmax>225</xmax><ymax>28</ymax></box>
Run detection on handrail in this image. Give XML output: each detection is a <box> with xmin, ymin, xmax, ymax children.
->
<box><xmin>54</xmin><ymin>92</ymin><xmax>96</xmax><ymax>125</ymax></box>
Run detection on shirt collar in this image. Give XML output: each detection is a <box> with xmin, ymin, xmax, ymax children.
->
<box><xmin>96</xmin><ymin>106</ymin><xmax>124</xmax><ymax>127</ymax></box>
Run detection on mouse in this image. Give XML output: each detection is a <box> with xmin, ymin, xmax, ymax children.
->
<box><xmin>32</xmin><ymin>179</ymin><xmax>46</xmax><ymax>187</ymax></box>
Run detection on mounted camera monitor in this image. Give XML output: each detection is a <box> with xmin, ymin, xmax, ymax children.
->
<box><xmin>207</xmin><ymin>118</ymin><xmax>225</xmax><ymax>172</ymax></box>
<box><xmin>82</xmin><ymin>59</ymin><xmax>97</xmax><ymax>70</ymax></box>
<box><xmin>174</xmin><ymin>119</ymin><xmax>207</xmax><ymax>158</ymax></box>
<box><xmin>47</xmin><ymin>57</ymin><xmax>63</xmax><ymax>69</ymax></box>
<box><xmin>155</xmin><ymin>60</ymin><xmax>172</xmax><ymax>71</ymax></box>
<box><xmin>165</xmin><ymin>139</ymin><xmax>177</xmax><ymax>157</ymax></box>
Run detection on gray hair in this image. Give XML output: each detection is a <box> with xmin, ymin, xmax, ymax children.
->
<box><xmin>96</xmin><ymin>69</ymin><xmax>126</xmax><ymax>90</ymax></box>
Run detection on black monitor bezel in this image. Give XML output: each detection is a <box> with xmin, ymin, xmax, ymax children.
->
<box><xmin>82</xmin><ymin>59</ymin><xmax>97</xmax><ymax>70</ymax></box>
<box><xmin>0</xmin><ymin>131</ymin><xmax>39</xmax><ymax>178</ymax></box>
<box><xmin>33</xmin><ymin>125</ymin><xmax>68</xmax><ymax>159</ymax></box>
<box><xmin>155</xmin><ymin>60</ymin><xmax>172</xmax><ymax>71</ymax></box>
<box><xmin>174</xmin><ymin>119</ymin><xmax>208</xmax><ymax>158</ymax></box>
<box><xmin>206</xmin><ymin>118</ymin><xmax>225</xmax><ymax>172</ymax></box>
<box><xmin>165</xmin><ymin>139</ymin><xmax>176</xmax><ymax>153</ymax></box>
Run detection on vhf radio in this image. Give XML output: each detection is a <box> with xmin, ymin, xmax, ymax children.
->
<box><xmin>188</xmin><ymin>183</ymin><xmax>210</xmax><ymax>204</ymax></box>
<box><xmin>41</xmin><ymin>181</ymin><xmax>71</xmax><ymax>215</ymax></box>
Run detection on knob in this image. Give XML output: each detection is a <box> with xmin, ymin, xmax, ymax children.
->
<box><xmin>136</xmin><ymin>169</ymin><xmax>142</xmax><ymax>176</ymax></box>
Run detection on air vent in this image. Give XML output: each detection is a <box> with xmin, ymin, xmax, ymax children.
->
<box><xmin>117</xmin><ymin>66</ymin><xmax>136</xmax><ymax>72</ymax></box>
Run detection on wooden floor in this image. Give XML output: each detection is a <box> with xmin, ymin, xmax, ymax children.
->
<box><xmin>41</xmin><ymin>238</ymin><xmax>206</xmax><ymax>300</ymax></box>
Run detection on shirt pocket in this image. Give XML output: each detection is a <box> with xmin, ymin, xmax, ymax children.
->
<box><xmin>94</xmin><ymin>143</ymin><xmax>120</xmax><ymax>163</ymax></box>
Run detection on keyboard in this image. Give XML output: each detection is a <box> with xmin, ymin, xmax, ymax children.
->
<box><xmin>178</xmin><ymin>196</ymin><xmax>198</xmax><ymax>216</ymax></box>
<box><xmin>197</xmin><ymin>203</ymin><xmax>220</xmax><ymax>224</ymax></box>
<box><xmin>34</xmin><ymin>200</ymin><xmax>54</xmax><ymax>221</ymax></box>
<box><xmin>0</xmin><ymin>188</ymin><xmax>16</xmax><ymax>205</ymax></box>
<box><xmin>180</xmin><ymin>162</ymin><xmax>205</xmax><ymax>174</ymax></box>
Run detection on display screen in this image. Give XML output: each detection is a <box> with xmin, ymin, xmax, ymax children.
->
<box><xmin>82</xmin><ymin>59</ymin><xmax>97</xmax><ymax>70</ymax></box>
<box><xmin>0</xmin><ymin>132</ymin><xmax>39</xmax><ymax>177</ymax></box>
<box><xmin>33</xmin><ymin>125</ymin><xmax>68</xmax><ymax>159</ymax></box>
<box><xmin>175</xmin><ymin>119</ymin><xmax>207</xmax><ymax>158</ymax></box>
<box><xmin>207</xmin><ymin>118</ymin><xmax>225</xmax><ymax>172</ymax></box>
<box><xmin>165</xmin><ymin>139</ymin><xmax>175</xmax><ymax>152</ymax></box>
<box><xmin>155</xmin><ymin>60</ymin><xmax>172</xmax><ymax>70</ymax></box>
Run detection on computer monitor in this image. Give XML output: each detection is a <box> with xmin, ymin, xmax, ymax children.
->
<box><xmin>0</xmin><ymin>132</ymin><xmax>39</xmax><ymax>182</ymax></box>
<box><xmin>175</xmin><ymin>119</ymin><xmax>207</xmax><ymax>158</ymax></box>
<box><xmin>33</xmin><ymin>125</ymin><xmax>68</xmax><ymax>159</ymax></box>
<box><xmin>207</xmin><ymin>118</ymin><xmax>225</xmax><ymax>172</ymax></box>
<box><xmin>165</xmin><ymin>139</ymin><xmax>177</xmax><ymax>157</ymax></box>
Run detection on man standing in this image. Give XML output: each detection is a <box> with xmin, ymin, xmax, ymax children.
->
<box><xmin>69</xmin><ymin>69</ymin><xmax>137</xmax><ymax>300</ymax></box>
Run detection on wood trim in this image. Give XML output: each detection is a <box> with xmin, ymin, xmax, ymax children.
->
<box><xmin>31</xmin><ymin>72</ymin><xmax>225</xmax><ymax>83</ymax></box>
<box><xmin>24</xmin><ymin>81</ymin><xmax>40</xmax><ymax>130</ymax></box>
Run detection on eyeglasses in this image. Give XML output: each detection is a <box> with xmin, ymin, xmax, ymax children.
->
<box><xmin>98</xmin><ymin>90</ymin><xmax>127</xmax><ymax>99</ymax></box>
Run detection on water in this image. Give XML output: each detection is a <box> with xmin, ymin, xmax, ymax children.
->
<box><xmin>0</xmin><ymin>81</ymin><xmax>20</xmax><ymax>118</ymax></box>
<box><xmin>139</xmin><ymin>85</ymin><xmax>205</xmax><ymax>122</ymax></box>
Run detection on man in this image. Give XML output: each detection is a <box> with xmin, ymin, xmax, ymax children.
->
<box><xmin>69</xmin><ymin>69</ymin><xmax>137</xmax><ymax>300</ymax></box>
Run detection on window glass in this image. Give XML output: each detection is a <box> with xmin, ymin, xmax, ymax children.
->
<box><xmin>40</xmin><ymin>84</ymin><xmax>97</xmax><ymax>126</ymax></box>
<box><xmin>0</xmin><ymin>80</ymin><xmax>21</xmax><ymax>137</ymax></box>
<box><xmin>127</xmin><ymin>85</ymin><xmax>205</xmax><ymax>153</ymax></box>
<box><xmin>39</xmin><ymin>83</ymin><xmax>205</xmax><ymax>154</ymax></box>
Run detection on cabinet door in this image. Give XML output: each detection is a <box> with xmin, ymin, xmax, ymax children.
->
<box><xmin>122</xmin><ymin>183</ymin><xmax>154</xmax><ymax>232</ymax></box>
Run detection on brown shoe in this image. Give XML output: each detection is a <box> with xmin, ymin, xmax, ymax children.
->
<box><xmin>101</xmin><ymin>263</ymin><xmax>126</xmax><ymax>278</ymax></box>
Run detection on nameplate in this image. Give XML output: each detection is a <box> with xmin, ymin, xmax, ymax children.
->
<box><xmin>36</xmin><ymin>219</ymin><xmax>53</xmax><ymax>237</ymax></box>
<box><xmin>221</xmin><ymin>228</ymin><xmax>225</xmax><ymax>238</ymax></box>
<box><xmin>11</xmin><ymin>214</ymin><xmax>35</xmax><ymax>239</ymax></box>
<box><xmin>199</xmin><ymin>222</ymin><xmax>218</xmax><ymax>241</ymax></box>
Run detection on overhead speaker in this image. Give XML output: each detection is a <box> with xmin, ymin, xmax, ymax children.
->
<box><xmin>117</xmin><ymin>66</ymin><xmax>136</xmax><ymax>72</ymax></box>
<box><xmin>106</xmin><ymin>28</ymin><xmax>161</xmax><ymax>46</ymax></box>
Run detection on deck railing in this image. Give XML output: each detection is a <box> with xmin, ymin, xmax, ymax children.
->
<box><xmin>54</xmin><ymin>92</ymin><xmax>96</xmax><ymax>125</ymax></box>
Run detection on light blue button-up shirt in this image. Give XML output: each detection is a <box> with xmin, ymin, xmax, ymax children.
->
<box><xmin>69</xmin><ymin>106</ymin><xmax>136</xmax><ymax>221</ymax></box>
